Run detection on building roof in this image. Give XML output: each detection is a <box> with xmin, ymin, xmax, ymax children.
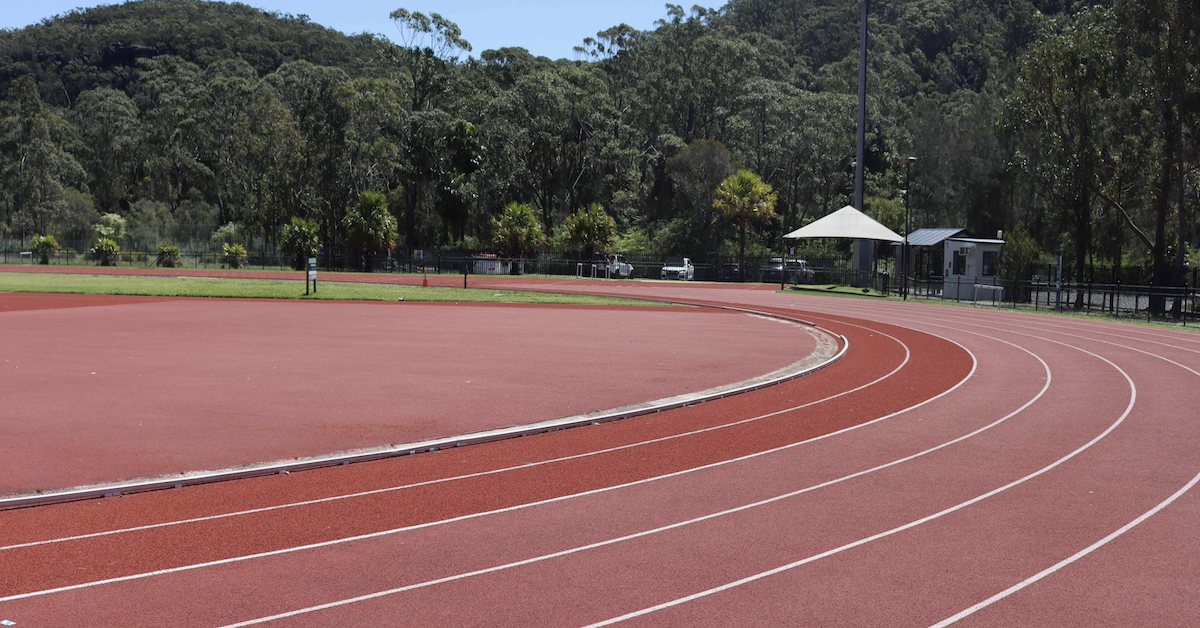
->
<box><xmin>905</xmin><ymin>228</ymin><xmax>966</xmax><ymax>247</ymax></box>
<box><xmin>947</xmin><ymin>237</ymin><xmax>1006</xmax><ymax>245</ymax></box>
<box><xmin>783</xmin><ymin>205</ymin><xmax>904</xmax><ymax>243</ymax></box>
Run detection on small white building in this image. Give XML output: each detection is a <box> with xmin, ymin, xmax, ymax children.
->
<box><xmin>943</xmin><ymin>237</ymin><xmax>1004</xmax><ymax>300</ymax></box>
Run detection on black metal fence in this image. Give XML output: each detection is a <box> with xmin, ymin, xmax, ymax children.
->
<box><xmin>899</xmin><ymin>275</ymin><xmax>1198</xmax><ymax>324</ymax></box>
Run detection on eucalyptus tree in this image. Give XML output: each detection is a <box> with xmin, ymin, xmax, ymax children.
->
<box><xmin>337</xmin><ymin>77</ymin><xmax>405</xmax><ymax>196</ymax></box>
<box><xmin>234</xmin><ymin>86</ymin><xmax>306</xmax><ymax>237</ymax></box>
<box><xmin>131</xmin><ymin>55</ymin><xmax>210</xmax><ymax>210</ymax></box>
<box><xmin>667</xmin><ymin>139</ymin><xmax>734</xmax><ymax>261</ymax></box>
<box><xmin>1113</xmin><ymin>0</ymin><xmax>1199</xmax><ymax>297</ymax></box>
<box><xmin>72</xmin><ymin>87</ymin><xmax>143</xmax><ymax>214</ymax></box>
<box><xmin>1004</xmin><ymin>8</ymin><xmax>1113</xmax><ymax>295</ymax></box>
<box><xmin>265</xmin><ymin>61</ymin><xmax>355</xmax><ymax>248</ymax></box>
<box><xmin>390</xmin><ymin>8</ymin><xmax>472</xmax><ymax>247</ymax></box>
<box><xmin>1005</xmin><ymin>2</ymin><xmax>1199</xmax><ymax>312</ymax></box>
<box><xmin>0</xmin><ymin>75</ymin><xmax>86</xmax><ymax>236</ymax></box>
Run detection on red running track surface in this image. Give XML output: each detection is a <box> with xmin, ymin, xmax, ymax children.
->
<box><xmin>1</xmin><ymin>270</ymin><xmax>1198</xmax><ymax>627</ymax></box>
<box><xmin>0</xmin><ymin>292</ymin><xmax>821</xmax><ymax>495</ymax></box>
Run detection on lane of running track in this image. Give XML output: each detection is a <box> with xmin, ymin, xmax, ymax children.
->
<box><xmin>0</xmin><ymin>292</ymin><xmax>964</xmax><ymax>614</ymax></box>
<box><xmin>2</xmin><ymin>278</ymin><xmax>1195</xmax><ymax>626</ymax></box>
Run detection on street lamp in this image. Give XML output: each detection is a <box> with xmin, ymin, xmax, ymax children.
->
<box><xmin>902</xmin><ymin>156</ymin><xmax>917</xmax><ymax>300</ymax></box>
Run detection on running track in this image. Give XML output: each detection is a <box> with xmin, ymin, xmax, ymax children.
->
<box><xmin>1</xmin><ymin>272</ymin><xmax>1198</xmax><ymax>626</ymax></box>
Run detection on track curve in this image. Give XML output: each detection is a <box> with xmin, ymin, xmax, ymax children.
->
<box><xmin>1</xmin><ymin>275</ymin><xmax>1196</xmax><ymax>627</ymax></box>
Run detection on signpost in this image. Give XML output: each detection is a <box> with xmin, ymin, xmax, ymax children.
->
<box><xmin>306</xmin><ymin>257</ymin><xmax>317</xmax><ymax>295</ymax></box>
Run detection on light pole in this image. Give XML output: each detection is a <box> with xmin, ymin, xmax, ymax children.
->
<box><xmin>902</xmin><ymin>156</ymin><xmax>917</xmax><ymax>300</ymax></box>
<box><xmin>851</xmin><ymin>0</ymin><xmax>870</xmax><ymax>288</ymax></box>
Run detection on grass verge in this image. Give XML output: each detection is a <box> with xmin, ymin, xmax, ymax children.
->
<box><xmin>0</xmin><ymin>272</ymin><xmax>654</xmax><ymax>306</ymax></box>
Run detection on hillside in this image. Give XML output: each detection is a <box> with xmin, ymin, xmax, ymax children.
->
<box><xmin>1</xmin><ymin>0</ymin><xmax>1193</xmax><ymax>290</ymax></box>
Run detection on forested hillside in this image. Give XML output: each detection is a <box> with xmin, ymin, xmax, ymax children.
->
<box><xmin>0</xmin><ymin>0</ymin><xmax>1195</xmax><ymax>284</ymax></box>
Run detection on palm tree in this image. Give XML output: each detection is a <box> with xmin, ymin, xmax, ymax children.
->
<box><xmin>713</xmin><ymin>169</ymin><xmax>778</xmax><ymax>281</ymax></box>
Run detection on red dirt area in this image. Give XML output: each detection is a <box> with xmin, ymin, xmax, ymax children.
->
<box><xmin>0</xmin><ymin>293</ymin><xmax>821</xmax><ymax>496</ymax></box>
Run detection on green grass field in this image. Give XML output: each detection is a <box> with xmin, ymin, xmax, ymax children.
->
<box><xmin>0</xmin><ymin>271</ymin><xmax>654</xmax><ymax>306</ymax></box>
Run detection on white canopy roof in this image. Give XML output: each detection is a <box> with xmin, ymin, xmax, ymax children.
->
<box><xmin>783</xmin><ymin>205</ymin><xmax>904</xmax><ymax>243</ymax></box>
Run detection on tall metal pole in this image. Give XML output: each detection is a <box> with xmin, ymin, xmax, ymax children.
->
<box><xmin>903</xmin><ymin>156</ymin><xmax>916</xmax><ymax>300</ymax></box>
<box><xmin>851</xmin><ymin>0</ymin><xmax>871</xmax><ymax>287</ymax></box>
<box><xmin>855</xmin><ymin>0</ymin><xmax>868</xmax><ymax>210</ymax></box>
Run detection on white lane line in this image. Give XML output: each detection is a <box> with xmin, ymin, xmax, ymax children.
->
<box><xmin>0</xmin><ymin>324</ymin><xmax>863</xmax><ymax>552</ymax></box>
<box><xmin>2</xmin><ymin>327</ymin><xmax>972</xmax><ymax>601</ymax></box>
<box><xmin>783</xmin><ymin>302</ymin><xmax>1200</xmax><ymax>626</ymax></box>
<box><xmin>929</xmin><ymin>469</ymin><xmax>1200</xmax><ymax>627</ymax></box>
<box><xmin>574</xmin><ymin>336</ymin><xmax>1135</xmax><ymax>628</ymax></box>
<box><xmin>865</xmin><ymin>315</ymin><xmax>1200</xmax><ymax>626</ymax></box>
<box><xmin>206</xmin><ymin>334</ymin><xmax>1029</xmax><ymax>628</ymax></box>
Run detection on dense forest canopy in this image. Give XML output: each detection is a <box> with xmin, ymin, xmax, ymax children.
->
<box><xmin>0</xmin><ymin>0</ymin><xmax>1195</xmax><ymax>286</ymax></box>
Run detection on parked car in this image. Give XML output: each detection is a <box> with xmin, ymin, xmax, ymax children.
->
<box><xmin>605</xmin><ymin>254</ymin><xmax>634</xmax><ymax>278</ymax></box>
<box><xmin>760</xmin><ymin>258</ymin><xmax>814</xmax><ymax>284</ymax></box>
<box><xmin>661</xmin><ymin>257</ymin><xmax>695</xmax><ymax>280</ymax></box>
<box><xmin>718</xmin><ymin>263</ymin><xmax>742</xmax><ymax>281</ymax></box>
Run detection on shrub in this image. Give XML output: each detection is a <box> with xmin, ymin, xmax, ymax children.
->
<box><xmin>211</xmin><ymin>223</ymin><xmax>245</xmax><ymax>247</ymax></box>
<box><xmin>564</xmin><ymin>203</ymin><xmax>616</xmax><ymax>261</ymax></box>
<box><xmin>491</xmin><ymin>202</ymin><xmax>546</xmax><ymax>260</ymax></box>
<box><xmin>90</xmin><ymin>237</ymin><xmax>120</xmax><ymax>266</ymax></box>
<box><xmin>222</xmin><ymin>243</ymin><xmax>247</xmax><ymax>269</ymax></box>
<box><xmin>156</xmin><ymin>244</ymin><xmax>182</xmax><ymax>268</ymax></box>
<box><xmin>31</xmin><ymin>234</ymin><xmax>59</xmax><ymax>264</ymax></box>
<box><xmin>280</xmin><ymin>216</ymin><xmax>320</xmax><ymax>270</ymax></box>
<box><xmin>343</xmin><ymin>191</ymin><xmax>398</xmax><ymax>271</ymax></box>
<box><xmin>92</xmin><ymin>213</ymin><xmax>127</xmax><ymax>241</ymax></box>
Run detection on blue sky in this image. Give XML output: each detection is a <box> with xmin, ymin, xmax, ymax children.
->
<box><xmin>0</xmin><ymin>0</ymin><xmax>675</xmax><ymax>60</ymax></box>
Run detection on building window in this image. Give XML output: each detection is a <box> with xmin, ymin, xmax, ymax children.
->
<box><xmin>952</xmin><ymin>251</ymin><xmax>966</xmax><ymax>275</ymax></box>
<box><xmin>982</xmin><ymin>251</ymin><xmax>997</xmax><ymax>277</ymax></box>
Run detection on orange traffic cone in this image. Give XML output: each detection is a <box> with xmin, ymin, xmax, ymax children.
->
<box><xmin>422</xmin><ymin>270</ymin><xmax>428</xmax><ymax>287</ymax></box>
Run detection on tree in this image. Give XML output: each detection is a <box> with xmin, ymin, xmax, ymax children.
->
<box><xmin>1005</xmin><ymin>3</ymin><xmax>1200</xmax><ymax>314</ymax></box>
<box><xmin>564</xmin><ymin>203</ymin><xmax>616</xmax><ymax>261</ymax></box>
<box><xmin>713</xmin><ymin>169</ymin><xmax>778</xmax><ymax>279</ymax></box>
<box><xmin>390</xmin><ymin>9</ymin><xmax>471</xmax><ymax>248</ymax></box>
<box><xmin>343</xmin><ymin>190</ymin><xmax>398</xmax><ymax>270</ymax></box>
<box><xmin>491</xmin><ymin>201</ymin><xmax>546</xmax><ymax>261</ymax></box>
<box><xmin>0</xmin><ymin>75</ymin><xmax>86</xmax><ymax>236</ymax></box>
<box><xmin>72</xmin><ymin>87</ymin><xmax>142</xmax><ymax>214</ymax></box>
<box><xmin>667</xmin><ymin>139</ymin><xmax>734</xmax><ymax>261</ymax></box>
<box><xmin>997</xmin><ymin>221</ymin><xmax>1043</xmax><ymax>302</ymax></box>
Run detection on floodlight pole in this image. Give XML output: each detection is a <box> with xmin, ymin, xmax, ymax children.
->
<box><xmin>903</xmin><ymin>156</ymin><xmax>917</xmax><ymax>300</ymax></box>
<box><xmin>851</xmin><ymin>0</ymin><xmax>871</xmax><ymax>288</ymax></box>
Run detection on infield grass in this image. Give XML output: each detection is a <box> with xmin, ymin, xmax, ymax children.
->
<box><xmin>0</xmin><ymin>271</ymin><xmax>653</xmax><ymax>306</ymax></box>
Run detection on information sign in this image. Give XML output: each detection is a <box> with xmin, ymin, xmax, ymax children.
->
<box><xmin>306</xmin><ymin>257</ymin><xmax>317</xmax><ymax>294</ymax></box>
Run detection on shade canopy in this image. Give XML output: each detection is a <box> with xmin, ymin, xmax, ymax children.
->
<box><xmin>783</xmin><ymin>205</ymin><xmax>904</xmax><ymax>243</ymax></box>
